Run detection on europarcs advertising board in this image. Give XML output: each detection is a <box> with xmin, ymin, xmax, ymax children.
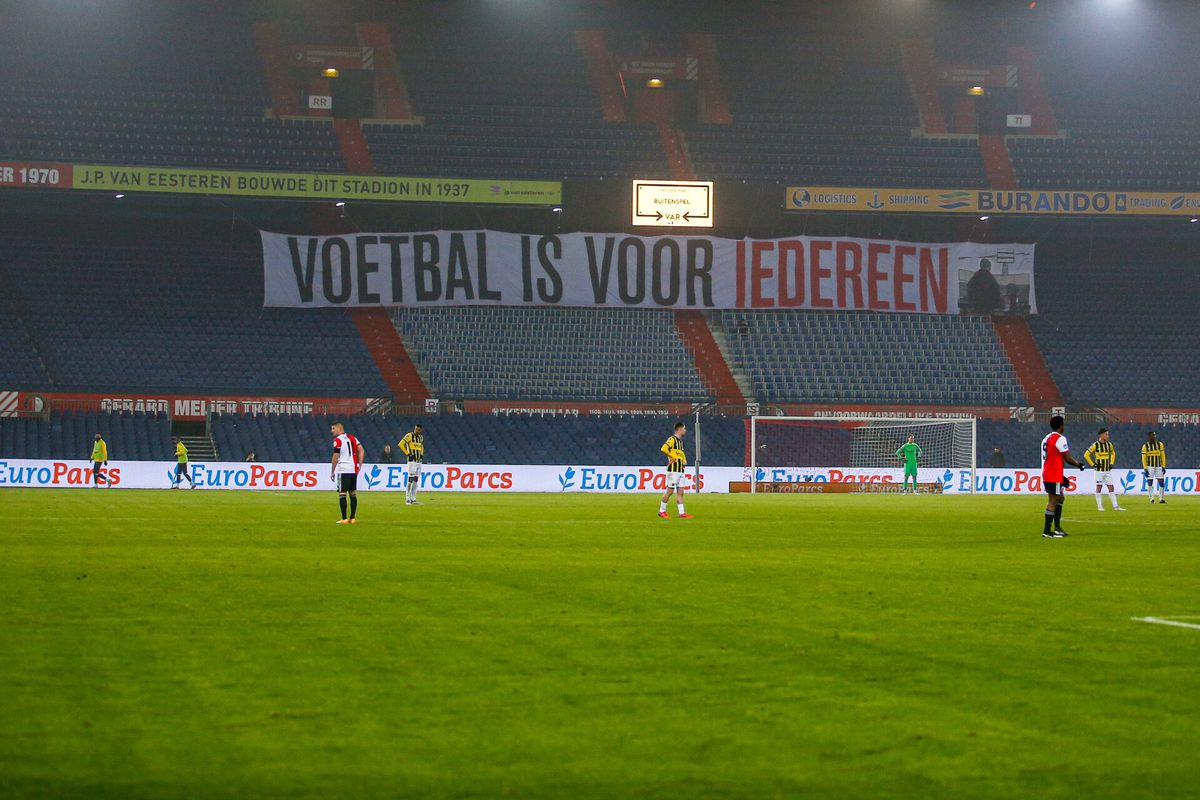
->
<box><xmin>2</xmin><ymin>461</ymin><xmax>1195</xmax><ymax>496</ymax></box>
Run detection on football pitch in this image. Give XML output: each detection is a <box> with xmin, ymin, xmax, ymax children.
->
<box><xmin>2</xmin><ymin>490</ymin><xmax>1198</xmax><ymax>799</ymax></box>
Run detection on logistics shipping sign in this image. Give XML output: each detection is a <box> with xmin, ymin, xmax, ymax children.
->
<box><xmin>785</xmin><ymin>185</ymin><xmax>1200</xmax><ymax>216</ymax></box>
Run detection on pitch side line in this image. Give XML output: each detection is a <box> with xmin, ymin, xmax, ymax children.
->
<box><xmin>1132</xmin><ymin>617</ymin><xmax>1200</xmax><ymax>630</ymax></box>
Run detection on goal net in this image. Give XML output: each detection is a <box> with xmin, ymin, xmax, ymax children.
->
<box><xmin>748</xmin><ymin>416</ymin><xmax>976</xmax><ymax>492</ymax></box>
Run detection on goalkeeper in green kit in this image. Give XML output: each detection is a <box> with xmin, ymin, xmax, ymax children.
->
<box><xmin>896</xmin><ymin>434</ymin><xmax>922</xmax><ymax>494</ymax></box>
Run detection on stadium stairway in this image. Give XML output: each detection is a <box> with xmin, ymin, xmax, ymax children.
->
<box><xmin>322</xmin><ymin>83</ymin><xmax>428</xmax><ymax>405</ymax></box>
<box><xmin>674</xmin><ymin>311</ymin><xmax>746</xmax><ymax>405</ymax></box>
<box><xmin>1009</xmin><ymin>46</ymin><xmax>1058</xmax><ymax>136</ymax></box>
<box><xmin>974</xmin><ymin>76</ymin><xmax>1049</xmax><ymax>407</ymax></box>
<box><xmin>351</xmin><ymin>309</ymin><xmax>430</xmax><ymax>404</ymax></box>
<box><xmin>356</xmin><ymin>22</ymin><xmax>413</xmax><ymax>120</ymax></box>
<box><xmin>575</xmin><ymin>30</ymin><xmax>626</xmax><ymax>123</ymax></box>
<box><xmin>992</xmin><ymin>316</ymin><xmax>1062</xmax><ymax>408</ymax></box>
<box><xmin>254</xmin><ymin>23</ymin><xmax>302</xmax><ymax>117</ymax></box>
<box><xmin>576</xmin><ymin>26</ymin><xmax>709</xmax><ymax>182</ymax></box>
<box><xmin>657</xmin><ymin>123</ymin><xmax>694</xmax><ymax>181</ymax></box>
<box><xmin>333</xmin><ymin>118</ymin><xmax>376</xmax><ymax>174</ymax></box>
<box><xmin>683</xmin><ymin>33</ymin><xmax>732</xmax><ymax>125</ymax></box>
<box><xmin>705</xmin><ymin>315</ymin><xmax>756</xmax><ymax>404</ymax></box>
<box><xmin>179</xmin><ymin>434</ymin><xmax>218</xmax><ymax>462</ymax></box>
<box><xmin>0</xmin><ymin>267</ymin><xmax>55</xmax><ymax>386</ymax></box>
<box><xmin>979</xmin><ymin>135</ymin><xmax>1018</xmax><ymax>190</ymax></box>
<box><xmin>900</xmin><ymin>39</ymin><xmax>948</xmax><ymax>134</ymax></box>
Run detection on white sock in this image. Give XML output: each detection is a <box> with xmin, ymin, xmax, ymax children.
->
<box><xmin>659</xmin><ymin>501</ymin><xmax>667</xmax><ymax>513</ymax></box>
<box><xmin>1095</xmin><ymin>491</ymin><xmax>1104</xmax><ymax>510</ymax></box>
<box><xmin>677</xmin><ymin>503</ymin><xmax>685</xmax><ymax>515</ymax></box>
<box><xmin>1109</xmin><ymin>488</ymin><xmax>1120</xmax><ymax>508</ymax></box>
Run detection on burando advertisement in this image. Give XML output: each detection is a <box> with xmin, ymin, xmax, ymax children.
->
<box><xmin>785</xmin><ymin>185</ymin><xmax>1200</xmax><ymax>216</ymax></box>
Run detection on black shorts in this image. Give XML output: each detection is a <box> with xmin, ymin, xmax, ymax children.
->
<box><xmin>338</xmin><ymin>473</ymin><xmax>358</xmax><ymax>493</ymax></box>
<box><xmin>175</xmin><ymin>462</ymin><xmax>189</xmax><ymax>475</ymax></box>
<box><xmin>92</xmin><ymin>462</ymin><xmax>104</xmax><ymax>474</ymax></box>
<box><xmin>1045</xmin><ymin>481</ymin><xmax>1066</xmax><ymax>498</ymax></box>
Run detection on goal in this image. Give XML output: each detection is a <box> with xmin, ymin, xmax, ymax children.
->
<box><xmin>747</xmin><ymin>415</ymin><xmax>976</xmax><ymax>493</ymax></box>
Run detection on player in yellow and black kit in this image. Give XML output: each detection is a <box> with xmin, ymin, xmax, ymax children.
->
<box><xmin>398</xmin><ymin>423</ymin><xmax>424</xmax><ymax>505</ymax></box>
<box><xmin>171</xmin><ymin>437</ymin><xmax>197</xmax><ymax>489</ymax></box>
<box><xmin>658</xmin><ymin>421</ymin><xmax>692</xmax><ymax>519</ymax></box>
<box><xmin>89</xmin><ymin>433</ymin><xmax>110</xmax><ymax>487</ymax></box>
<box><xmin>1141</xmin><ymin>431</ymin><xmax>1167</xmax><ymax>504</ymax></box>
<box><xmin>1083</xmin><ymin>428</ymin><xmax>1123</xmax><ymax>511</ymax></box>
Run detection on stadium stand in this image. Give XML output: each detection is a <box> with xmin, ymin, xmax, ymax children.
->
<box><xmin>364</xmin><ymin>25</ymin><xmax>669</xmax><ymax>180</ymax></box>
<box><xmin>0</xmin><ymin>303</ymin><xmax>51</xmax><ymax>388</ymax></box>
<box><xmin>1027</xmin><ymin>256</ymin><xmax>1200</xmax><ymax>407</ymax></box>
<box><xmin>0</xmin><ymin>410</ymin><xmax>170</xmax><ymax>462</ymax></box>
<box><xmin>1008</xmin><ymin>27</ymin><xmax>1200</xmax><ymax>190</ymax></box>
<box><xmin>389</xmin><ymin>307</ymin><xmax>711</xmax><ymax>402</ymax></box>
<box><xmin>0</xmin><ymin>215</ymin><xmax>388</xmax><ymax>396</ymax></box>
<box><xmin>2</xmin><ymin>6</ymin><xmax>1198</xmax><ymax>476</ymax></box>
<box><xmin>0</xmin><ymin>88</ymin><xmax>345</xmax><ymax>173</ymax></box>
<box><xmin>685</xmin><ymin>34</ymin><xmax>988</xmax><ymax>186</ymax></box>
<box><xmin>717</xmin><ymin>311</ymin><xmax>1025</xmax><ymax>405</ymax></box>
<box><xmin>8</xmin><ymin>410</ymin><xmax>1196</xmax><ymax>473</ymax></box>
<box><xmin>976</xmin><ymin>419</ymin><xmax>1200</xmax><ymax>473</ymax></box>
<box><xmin>1008</xmin><ymin>108</ymin><xmax>1200</xmax><ymax>191</ymax></box>
<box><xmin>210</xmin><ymin>413</ymin><xmax>747</xmax><ymax>467</ymax></box>
<box><xmin>750</xmin><ymin>421</ymin><xmax>854</xmax><ymax>470</ymax></box>
<box><xmin>0</xmin><ymin>9</ymin><xmax>344</xmax><ymax>172</ymax></box>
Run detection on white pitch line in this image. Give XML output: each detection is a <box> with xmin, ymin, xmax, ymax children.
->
<box><xmin>1132</xmin><ymin>617</ymin><xmax>1200</xmax><ymax>630</ymax></box>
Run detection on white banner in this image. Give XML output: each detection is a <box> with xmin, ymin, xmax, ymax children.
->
<box><xmin>748</xmin><ymin>466</ymin><xmax>1192</xmax><ymax>495</ymax></box>
<box><xmin>262</xmin><ymin>230</ymin><xmax>1036</xmax><ymax>314</ymax></box>
<box><xmin>2</xmin><ymin>461</ymin><xmax>1191</xmax><ymax>495</ymax></box>
<box><xmin>0</xmin><ymin>461</ymin><xmax>718</xmax><ymax>493</ymax></box>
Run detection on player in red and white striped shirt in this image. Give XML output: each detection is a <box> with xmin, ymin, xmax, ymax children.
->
<box><xmin>1040</xmin><ymin>415</ymin><xmax>1086</xmax><ymax>538</ymax></box>
<box><xmin>330</xmin><ymin>421</ymin><xmax>364</xmax><ymax>524</ymax></box>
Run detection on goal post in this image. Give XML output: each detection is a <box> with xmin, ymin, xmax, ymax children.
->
<box><xmin>747</xmin><ymin>416</ymin><xmax>976</xmax><ymax>493</ymax></box>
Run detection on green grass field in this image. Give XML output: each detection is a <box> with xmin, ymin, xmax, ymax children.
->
<box><xmin>2</xmin><ymin>489</ymin><xmax>1198</xmax><ymax>799</ymax></box>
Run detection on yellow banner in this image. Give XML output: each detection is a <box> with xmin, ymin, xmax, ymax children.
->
<box><xmin>70</xmin><ymin>164</ymin><xmax>561</xmax><ymax>205</ymax></box>
<box><xmin>785</xmin><ymin>186</ymin><xmax>1200</xmax><ymax>216</ymax></box>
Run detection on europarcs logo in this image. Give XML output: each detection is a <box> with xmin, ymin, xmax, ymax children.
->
<box><xmin>359</xmin><ymin>465</ymin><xmax>515</xmax><ymax>491</ymax></box>
<box><xmin>363</xmin><ymin>464</ymin><xmax>384</xmax><ymax>489</ymax></box>
<box><xmin>556</xmin><ymin>467</ymin><xmax>702</xmax><ymax>492</ymax></box>
<box><xmin>558</xmin><ymin>467</ymin><xmax>577</xmax><ymax>491</ymax></box>
<box><xmin>756</xmin><ymin>467</ymin><xmax>954</xmax><ymax>489</ymax></box>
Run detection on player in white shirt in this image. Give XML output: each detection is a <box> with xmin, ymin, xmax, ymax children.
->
<box><xmin>330</xmin><ymin>421</ymin><xmax>364</xmax><ymax>524</ymax></box>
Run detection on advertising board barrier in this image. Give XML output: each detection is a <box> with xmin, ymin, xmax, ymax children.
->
<box><xmin>1</xmin><ymin>461</ymin><xmax>1194</xmax><ymax>495</ymax></box>
<box><xmin>785</xmin><ymin>185</ymin><xmax>1200</xmax><ymax>217</ymax></box>
<box><xmin>0</xmin><ymin>160</ymin><xmax>561</xmax><ymax>206</ymax></box>
<box><xmin>0</xmin><ymin>391</ymin><xmax>384</xmax><ymax>420</ymax></box>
